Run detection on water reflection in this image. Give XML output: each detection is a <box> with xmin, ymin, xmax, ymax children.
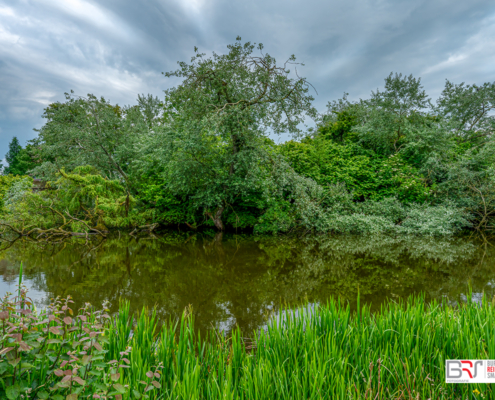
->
<box><xmin>0</xmin><ymin>233</ymin><xmax>493</xmax><ymax>335</ymax></box>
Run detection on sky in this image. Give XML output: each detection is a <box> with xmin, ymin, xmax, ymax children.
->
<box><xmin>0</xmin><ymin>0</ymin><xmax>495</xmax><ymax>160</ymax></box>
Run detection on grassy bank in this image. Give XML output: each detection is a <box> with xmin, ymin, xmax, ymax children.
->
<box><xmin>1</xmin><ymin>289</ymin><xmax>493</xmax><ymax>399</ymax></box>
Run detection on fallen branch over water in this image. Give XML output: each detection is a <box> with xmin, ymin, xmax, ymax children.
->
<box><xmin>129</xmin><ymin>223</ymin><xmax>158</xmax><ymax>236</ymax></box>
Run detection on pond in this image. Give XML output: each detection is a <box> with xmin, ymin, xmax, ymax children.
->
<box><xmin>0</xmin><ymin>233</ymin><xmax>494</xmax><ymax>335</ymax></box>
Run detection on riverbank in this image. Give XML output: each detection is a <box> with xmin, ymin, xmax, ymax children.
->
<box><xmin>1</xmin><ymin>290</ymin><xmax>492</xmax><ymax>399</ymax></box>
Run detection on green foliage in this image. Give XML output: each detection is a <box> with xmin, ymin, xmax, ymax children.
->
<box><xmin>136</xmin><ymin>176</ymin><xmax>200</xmax><ymax>227</ymax></box>
<box><xmin>0</xmin><ymin>289</ymin><xmax>160</xmax><ymax>399</ymax></box>
<box><xmin>438</xmin><ymin>142</ymin><xmax>495</xmax><ymax>231</ymax></box>
<box><xmin>154</xmin><ymin>37</ymin><xmax>316</xmax><ymax>230</ymax></box>
<box><xmin>318</xmin><ymin>107</ymin><xmax>359</xmax><ymax>143</ymax></box>
<box><xmin>0</xmin><ymin>167</ymin><xmax>152</xmax><ymax>235</ymax></box>
<box><xmin>371</xmin><ymin>153</ymin><xmax>432</xmax><ymax>202</ymax></box>
<box><xmin>30</xmin><ymin>92</ymin><xmax>157</xmax><ymax>186</ymax></box>
<box><xmin>54</xmin><ymin>166</ymin><xmax>134</xmax><ymax>227</ymax></box>
<box><xmin>3</xmin><ymin>286</ymin><xmax>493</xmax><ymax>399</ymax></box>
<box><xmin>356</xmin><ymin>73</ymin><xmax>431</xmax><ymax>155</ymax></box>
<box><xmin>323</xmin><ymin>199</ymin><xmax>469</xmax><ymax>236</ymax></box>
<box><xmin>2</xmin><ymin>138</ymin><xmax>39</xmax><ymax>176</ymax></box>
<box><xmin>4</xmin><ymin>137</ymin><xmax>22</xmax><ymax>175</ymax></box>
<box><xmin>281</xmin><ymin>138</ymin><xmax>432</xmax><ymax>203</ymax></box>
<box><xmin>437</xmin><ymin>80</ymin><xmax>495</xmax><ymax>145</ymax></box>
<box><xmin>280</xmin><ymin>139</ymin><xmax>374</xmax><ymax>197</ymax></box>
<box><xmin>0</xmin><ymin>176</ymin><xmax>32</xmax><ymax>215</ymax></box>
<box><xmin>6</xmin><ymin>39</ymin><xmax>495</xmax><ymax>234</ymax></box>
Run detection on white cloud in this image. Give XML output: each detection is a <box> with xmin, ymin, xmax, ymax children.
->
<box><xmin>178</xmin><ymin>0</ymin><xmax>206</xmax><ymax>14</ymax></box>
<box><xmin>0</xmin><ymin>6</ymin><xmax>15</xmax><ymax>17</ymax></box>
<box><xmin>34</xmin><ymin>0</ymin><xmax>136</xmax><ymax>40</ymax></box>
<box><xmin>423</xmin><ymin>54</ymin><xmax>468</xmax><ymax>75</ymax></box>
<box><xmin>421</xmin><ymin>13</ymin><xmax>495</xmax><ymax>88</ymax></box>
<box><xmin>0</xmin><ymin>0</ymin><xmax>494</xmax><ymax>157</ymax></box>
<box><xmin>0</xmin><ymin>26</ymin><xmax>20</xmax><ymax>44</ymax></box>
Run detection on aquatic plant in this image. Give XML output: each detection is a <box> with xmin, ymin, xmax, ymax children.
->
<box><xmin>1</xmin><ymin>286</ymin><xmax>494</xmax><ymax>399</ymax></box>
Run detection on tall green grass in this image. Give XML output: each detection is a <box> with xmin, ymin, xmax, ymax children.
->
<box><xmin>103</xmin><ymin>294</ymin><xmax>494</xmax><ymax>399</ymax></box>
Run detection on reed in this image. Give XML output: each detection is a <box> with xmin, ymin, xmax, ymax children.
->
<box><xmin>110</xmin><ymin>294</ymin><xmax>495</xmax><ymax>399</ymax></box>
<box><xmin>1</xmin><ymin>291</ymin><xmax>494</xmax><ymax>399</ymax></box>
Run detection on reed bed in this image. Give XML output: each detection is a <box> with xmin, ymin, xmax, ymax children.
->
<box><xmin>2</xmin><ymin>292</ymin><xmax>494</xmax><ymax>399</ymax></box>
<box><xmin>106</xmin><ymin>294</ymin><xmax>492</xmax><ymax>400</ymax></box>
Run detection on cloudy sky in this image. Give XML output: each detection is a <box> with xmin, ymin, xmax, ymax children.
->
<box><xmin>0</xmin><ymin>0</ymin><xmax>494</xmax><ymax>159</ymax></box>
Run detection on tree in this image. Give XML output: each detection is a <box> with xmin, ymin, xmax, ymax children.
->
<box><xmin>31</xmin><ymin>93</ymin><xmax>162</xmax><ymax>188</ymax></box>
<box><xmin>319</xmin><ymin>93</ymin><xmax>361</xmax><ymax>143</ymax></box>
<box><xmin>3</xmin><ymin>137</ymin><xmax>40</xmax><ymax>176</ymax></box>
<box><xmin>4</xmin><ymin>137</ymin><xmax>22</xmax><ymax>175</ymax></box>
<box><xmin>156</xmin><ymin>37</ymin><xmax>317</xmax><ymax>230</ymax></box>
<box><xmin>318</xmin><ymin>110</ymin><xmax>358</xmax><ymax>143</ymax></box>
<box><xmin>436</xmin><ymin>80</ymin><xmax>495</xmax><ymax>146</ymax></box>
<box><xmin>14</xmin><ymin>145</ymin><xmax>39</xmax><ymax>175</ymax></box>
<box><xmin>356</xmin><ymin>73</ymin><xmax>431</xmax><ymax>155</ymax></box>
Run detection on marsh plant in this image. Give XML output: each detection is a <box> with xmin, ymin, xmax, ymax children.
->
<box><xmin>0</xmin><ymin>283</ymin><xmax>161</xmax><ymax>399</ymax></box>
<box><xmin>1</xmin><ymin>280</ymin><xmax>495</xmax><ymax>399</ymax></box>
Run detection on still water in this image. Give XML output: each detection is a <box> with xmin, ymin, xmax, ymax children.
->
<box><xmin>0</xmin><ymin>233</ymin><xmax>494</xmax><ymax>335</ymax></box>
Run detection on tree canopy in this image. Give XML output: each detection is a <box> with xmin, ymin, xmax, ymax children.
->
<box><xmin>1</xmin><ymin>39</ymin><xmax>494</xmax><ymax>236</ymax></box>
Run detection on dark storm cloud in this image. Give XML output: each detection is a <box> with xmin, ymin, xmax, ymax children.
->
<box><xmin>0</xmin><ymin>0</ymin><xmax>494</xmax><ymax>158</ymax></box>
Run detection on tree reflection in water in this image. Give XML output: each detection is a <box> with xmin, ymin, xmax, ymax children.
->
<box><xmin>0</xmin><ymin>233</ymin><xmax>493</xmax><ymax>336</ymax></box>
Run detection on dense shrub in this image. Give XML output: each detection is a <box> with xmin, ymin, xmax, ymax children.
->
<box><xmin>0</xmin><ymin>176</ymin><xmax>32</xmax><ymax>215</ymax></box>
<box><xmin>0</xmin><ymin>287</ymin><xmax>160</xmax><ymax>399</ymax></box>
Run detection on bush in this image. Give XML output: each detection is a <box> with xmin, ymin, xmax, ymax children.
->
<box><xmin>399</xmin><ymin>202</ymin><xmax>471</xmax><ymax>235</ymax></box>
<box><xmin>0</xmin><ymin>167</ymin><xmax>155</xmax><ymax>236</ymax></box>
<box><xmin>0</xmin><ymin>176</ymin><xmax>32</xmax><ymax>215</ymax></box>
<box><xmin>0</xmin><ymin>287</ymin><xmax>161</xmax><ymax>399</ymax></box>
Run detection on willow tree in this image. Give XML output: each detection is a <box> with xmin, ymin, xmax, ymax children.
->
<box><xmin>158</xmin><ymin>38</ymin><xmax>317</xmax><ymax>230</ymax></box>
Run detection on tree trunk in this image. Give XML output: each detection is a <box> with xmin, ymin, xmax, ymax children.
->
<box><xmin>207</xmin><ymin>206</ymin><xmax>225</xmax><ymax>231</ymax></box>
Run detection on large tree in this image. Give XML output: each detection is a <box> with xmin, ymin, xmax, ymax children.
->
<box><xmin>31</xmin><ymin>93</ymin><xmax>163</xmax><ymax>189</ymax></box>
<box><xmin>356</xmin><ymin>73</ymin><xmax>431</xmax><ymax>155</ymax></box>
<box><xmin>155</xmin><ymin>37</ymin><xmax>317</xmax><ymax>230</ymax></box>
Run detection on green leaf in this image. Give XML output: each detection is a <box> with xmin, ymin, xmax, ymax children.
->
<box><xmin>132</xmin><ymin>389</ymin><xmax>142</xmax><ymax>399</ymax></box>
<box><xmin>113</xmin><ymin>383</ymin><xmax>126</xmax><ymax>394</ymax></box>
<box><xmin>0</xmin><ymin>362</ymin><xmax>9</xmax><ymax>374</ymax></box>
<box><xmin>51</xmin><ymin>396</ymin><xmax>64</xmax><ymax>400</ymax></box>
<box><xmin>95</xmin><ymin>382</ymin><xmax>107</xmax><ymax>391</ymax></box>
<box><xmin>8</xmin><ymin>357</ymin><xmax>21</xmax><ymax>367</ymax></box>
<box><xmin>93</xmin><ymin>362</ymin><xmax>107</xmax><ymax>368</ymax></box>
<box><xmin>6</xmin><ymin>384</ymin><xmax>20</xmax><ymax>400</ymax></box>
<box><xmin>38</xmin><ymin>390</ymin><xmax>49</xmax><ymax>399</ymax></box>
